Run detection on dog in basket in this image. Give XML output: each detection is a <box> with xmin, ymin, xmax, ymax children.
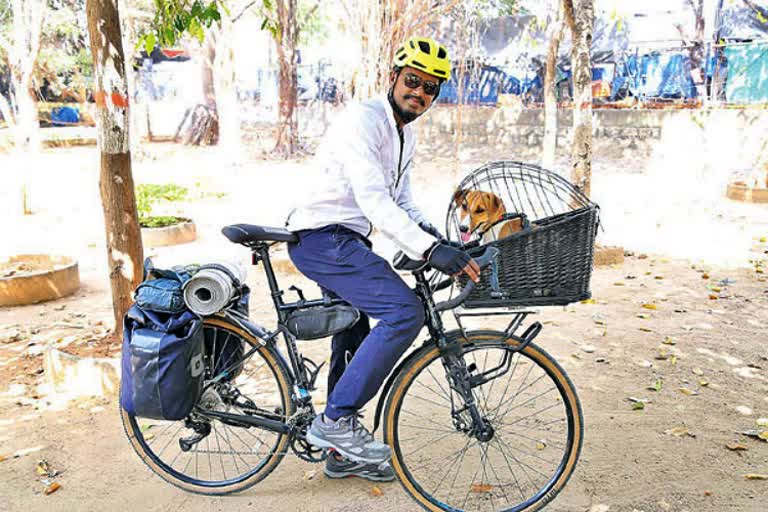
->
<box><xmin>453</xmin><ymin>189</ymin><xmax>533</xmax><ymax>244</ymax></box>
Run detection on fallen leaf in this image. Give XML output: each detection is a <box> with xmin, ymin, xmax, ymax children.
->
<box><xmin>595</xmin><ymin>357</ymin><xmax>609</xmax><ymax>363</ymax></box>
<box><xmin>639</xmin><ymin>327</ymin><xmax>653</xmax><ymax>333</ymax></box>
<box><xmin>580</xmin><ymin>299</ymin><xmax>596</xmax><ymax>304</ymax></box>
<box><xmin>665</xmin><ymin>426</ymin><xmax>695</xmax><ymax>437</ymax></box>
<box><xmin>655</xmin><ymin>349</ymin><xmax>669</xmax><ymax>360</ymax></box>
<box><xmin>303</xmin><ymin>469</ymin><xmax>317</xmax><ymax>481</ymax></box>
<box><xmin>535</xmin><ymin>440</ymin><xmax>547</xmax><ymax>450</ymax></box>
<box><xmin>707</xmin><ymin>285</ymin><xmax>722</xmax><ymax>293</ymax></box>
<box><xmin>613</xmin><ymin>282</ymin><xmax>625</xmax><ymax>286</ymax></box>
<box><xmin>648</xmin><ymin>379</ymin><xmax>663</xmax><ymax>392</ymax></box>
<box><xmin>35</xmin><ymin>460</ymin><xmax>49</xmax><ymax>476</ymax></box>
<box><xmin>632</xmin><ymin>402</ymin><xmax>645</xmax><ymax>410</ymax></box>
<box><xmin>708</xmin><ymin>294</ymin><xmax>718</xmax><ymax>300</ymax></box>
<box><xmin>637</xmin><ymin>313</ymin><xmax>650</xmax><ymax>319</ymax></box>
<box><xmin>471</xmin><ymin>483</ymin><xmax>493</xmax><ymax>493</ymax></box>
<box><xmin>670</xmin><ymin>355</ymin><xmax>678</xmax><ymax>366</ymax></box>
<box><xmin>743</xmin><ymin>474</ymin><xmax>768</xmax><ymax>480</ymax></box>
<box><xmin>593</xmin><ymin>319</ymin><xmax>606</xmax><ymax>326</ymax></box>
<box><xmin>642</xmin><ymin>303</ymin><xmax>657</xmax><ymax>310</ymax></box>
<box><xmin>692</xmin><ymin>368</ymin><xmax>704</xmax><ymax>376</ymax></box>
<box><xmin>699</xmin><ymin>379</ymin><xmax>709</xmax><ymax>387</ymax></box>
<box><xmin>0</xmin><ymin>453</ymin><xmax>9</xmax><ymax>463</ymax></box>
<box><xmin>645</xmin><ymin>271</ymin><xmax>652</xmax><ymax>275</ymax></box>
<box><xmin>655</xmin><ymin>276</ymin><xmax>664</xmax><ymax>280</ymax></box>
<box><xmin>371</xmin><ymin>485</ymin><xmax>384</xmax><ymax>496</ymax></box>
<box><xmin>704</xmin><ymin>490</ymin><xmax>712</xmax><ymax>496</ymax></box>
<box><xmin>679</xmin><ymin>387</ymin><xmax>698</xmax><ymax>396</ymax></box>
<box><xmin>44</xmin><ymin>482</ymin><xmax>61</xmax><ymax>495</ymax></box>
<box><xmin>757</xmin><ymin>418</ymin><xmax>768</xmax><ymax>427</ymax></box>
<box><xmin>702</xmin><ymin>273</ymin><xmax>710</xmax><ymax>279</ymax></box>
<box><xmin>726</xmin><ymin>443</ymin><xmax>748</xmax><ymax>451</ymax></box>
<box><xmin>737</xmin><ymin>429</ymin><xmax>768</xmax><ymax>441</ymax></box>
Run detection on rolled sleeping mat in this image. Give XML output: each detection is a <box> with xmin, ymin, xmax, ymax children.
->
<box><xmin>183</xmin><ymin>262</ymin><xmax>247</xmax><ymax>316</ymax></box>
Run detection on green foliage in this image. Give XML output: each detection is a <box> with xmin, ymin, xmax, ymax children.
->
<box><xmin>139</xmin><ymin>215</ymin><xmax>191</xmax><ymax>228</ymax></box>
<box><xmin>138</xmin><ymin>0</ymin><xmax>226</xmax><ymax>52</ymax></box>
<box><xmin>135</xmin><ymin>183</ymin><xmax>190</xmax><ymax>220</ymax></box>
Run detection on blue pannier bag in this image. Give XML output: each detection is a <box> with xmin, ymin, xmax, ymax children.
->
<box><xmin>134</xmin><ymin>258</ymin><xmax>191</xmax><ymax>314</ymax></box>
<box><xmin>120</xmin><ymin>304</ymin><xmax>205</xmax><ymax>420</ymax></box>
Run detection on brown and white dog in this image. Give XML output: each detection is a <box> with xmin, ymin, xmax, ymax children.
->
<box><xmin>453</xmin><ymin>189</ymin><xmax>527</xmax><ymax>244</ymax></box>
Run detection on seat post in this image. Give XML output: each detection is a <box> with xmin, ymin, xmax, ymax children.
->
<box><xmin>252</xmin><ymin>243</ymin><xmax>286</xmax><ymax>315</ymax></box>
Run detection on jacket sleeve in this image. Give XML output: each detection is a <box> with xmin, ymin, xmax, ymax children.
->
<box><xmin>341</xmin><ymin>113</ymin><xmax>436</xmax><ymax>259</ymax></box>
<box><xmin>396</xmin><ymin>162</ymin><xmax>431</xmax><ymax>227</ymax></box>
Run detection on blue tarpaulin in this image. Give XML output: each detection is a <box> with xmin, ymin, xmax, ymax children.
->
<box><xmin>437</xmin><ymin>65</ymin><xmax>504</xmax><ymax>105</ymax></box>
<box><xmin>617</xmin><ymin>52</ymin><xmax>696</xmax><ymax>99</ymax></box>
<box><xmin>51</xmin><ymin>106</ymin><xmax>79</xmax><ymax>125</ymax></box>
<box><xmin>724</xmin><ymin>42</ymin><xmax>768</xmax><ymax>104</ymax></box>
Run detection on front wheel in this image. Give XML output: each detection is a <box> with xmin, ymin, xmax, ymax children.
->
<box><xmin>383</xmin><ymin>330</ymin><xmax>583</xmax><ymax>512</ymax></box>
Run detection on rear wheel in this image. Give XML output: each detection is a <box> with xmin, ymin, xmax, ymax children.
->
<box><xmin>384</xmin><ymin>330</ymin><xmax>583</xmax><ymax>512</ymax></box>
<box><xmin>121</xmin><ymin>315</ymin><xmax>295</xmax><ymax>495</ymax></box>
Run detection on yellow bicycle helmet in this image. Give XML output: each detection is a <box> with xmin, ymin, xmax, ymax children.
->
<box><xmin>393</xmin><ymin>37</ymin><xmax>451</xmax><ymax>81</ymax></box>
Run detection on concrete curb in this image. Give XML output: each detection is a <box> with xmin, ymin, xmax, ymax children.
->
<box><xmin>0</xmin><ymin>255</ymin><xmax>80</xmax><ymax>306</ymax></box>
<box><xmin>727</xmin><ymin>183</ymin><xmax>768</xmax><ymax>204</ymax></box>
<box><xmin>141</xmin><ymin>220</ymin><xmax>197</xmax><ymax>247</ymax></box>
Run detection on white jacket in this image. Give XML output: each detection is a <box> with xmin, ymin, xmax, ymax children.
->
<box><xmin>285</xmin><ymin>95</ymin><xmax>436</xmax><ymax>259</ymax></box>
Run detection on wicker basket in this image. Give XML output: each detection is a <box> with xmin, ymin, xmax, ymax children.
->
<box><xmin>447</xmin><ymin>162</ymin><xmax>600</xmax><ymax>308</ymax></box>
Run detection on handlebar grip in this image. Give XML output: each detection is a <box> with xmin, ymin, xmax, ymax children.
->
<box><xmin>434</xmin><ymin>246</ymin><xmax>499</xmax><ymax>312</ymax></box>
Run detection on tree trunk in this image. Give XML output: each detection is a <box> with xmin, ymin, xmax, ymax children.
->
<box><xmin>566</xmin><ymin>0</ymin><xmax>593</xmax><ymax>198</ymax></box>
<box><xmin>86</xmin><ymin>0</ymin><xmax>143</xmax><ymax>340</ymax></box>
<box><xmin>273</xmin><ymin>0</ymin><xmax>299</xmax><ymax>157</ymax></box>
<box><xmin>214</xmin><ymin>24</ymin><xmax>240</xmax><ymax>152</ymax></box>
<box><xmin>542</xmin><ymin>0</ymin><xmax>566</xmax><ymax>170</ymax></box>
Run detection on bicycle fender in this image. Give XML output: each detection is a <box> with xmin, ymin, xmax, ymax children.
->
<box><xmin>372</xmin><ymin>329</ymin><xmax>474</xmax><ymax>434</ymax></box>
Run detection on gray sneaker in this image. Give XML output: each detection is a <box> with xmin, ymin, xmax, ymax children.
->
<box><xmin>324</xmin><ymin>452</ymin><xmax>396</xmax><ymax>482</ymax></box>
<box><xmin>306</xmin><ymin>414</ymin><xmax>392</xmax><ymax>464</ymax></box>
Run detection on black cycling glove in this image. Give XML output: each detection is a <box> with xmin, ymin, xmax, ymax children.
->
<box><xmin>425</xmin><ymin>242</ymin><xmax>472</xmax><ymax>275</ymax></box>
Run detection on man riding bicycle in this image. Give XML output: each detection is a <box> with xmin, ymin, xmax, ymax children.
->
<box><xmin>285</xmin><ymin>36</ymin><xmax>480</xmax><ymax>481</ymax></box>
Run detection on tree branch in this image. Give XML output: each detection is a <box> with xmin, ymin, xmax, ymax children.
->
<box><xmin>301</xmin><ymin>0</ymin><xmax>321</xmax><ymax>29</ymax></box>
<box><xmin>233</xmin><ymin>0</ymin><xmax>259</xmax><ymax>23</ymax></box>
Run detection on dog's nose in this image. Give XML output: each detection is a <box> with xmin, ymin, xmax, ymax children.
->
<box><xmin>459</xmin><ymin>225</ymin><xmax>468</xmax><ymax>233</ymax></box>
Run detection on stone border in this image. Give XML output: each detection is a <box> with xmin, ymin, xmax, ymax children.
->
<box><xmin>726</xmin><ymin>183</ymin><xmax>768</xmax><ymax>204</ymax></box>
<box><xmin>43</xmin><ymin>347</ymin><xmax>120</xmax><ymax>399</ymax></box>
<box><xmin>141</xmin><ymin>220</ymin><xmax>197</xmax><ymax>247</ymax></box>
<box><xmin>0</xmin><ymin>255</ymin><xmax>80</xmax><ymax>306</ymax></box>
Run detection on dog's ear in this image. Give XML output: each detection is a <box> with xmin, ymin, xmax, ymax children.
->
<box><xmin>453</xmin><ymin>188</ymin><xmax>467</xmax><ymax>206</ymax></box>
<box><xmin>492</xmin><ymin>195</ymin><xmax>501</xmax><ymax>208</ymax></box>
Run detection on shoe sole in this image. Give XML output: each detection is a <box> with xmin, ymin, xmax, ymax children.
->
<box><xmin>306</xmin><ymin>431</ymin><xmax>391</xmax><ymax>465</ymax></box>
<box><xmin>323</xmin><ymin>468</ymin><xmax>396</xmax><ymax>482</ymax></box>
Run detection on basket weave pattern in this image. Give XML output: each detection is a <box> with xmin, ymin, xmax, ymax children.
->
<box><xmin>448</xmin><ymin>162</ymin><xmax>600</xmax><ymax>308</ymax></box>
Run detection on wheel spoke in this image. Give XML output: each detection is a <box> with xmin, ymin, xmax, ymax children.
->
<box><xmin>391</xmin><ymin>339</ymin><xmax>579</xmax><ymax>512</ymax></box>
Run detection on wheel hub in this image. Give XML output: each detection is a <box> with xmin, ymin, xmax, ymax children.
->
<box><xmin>474</xmin><ymin>419</ymin><xmax>495</xmax><ymax>443</ymax></box>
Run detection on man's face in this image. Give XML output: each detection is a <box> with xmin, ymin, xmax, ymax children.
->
<box><xmin>390</xmin><ymin>66</ymin><xmax>440</xmax><ymax>120</ymax></box>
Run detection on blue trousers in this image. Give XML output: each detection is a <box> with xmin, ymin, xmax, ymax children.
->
<box><xmin>288</xmin><ymin>225</ymin><xmax>425</xmax><ymax>420</ymax></box>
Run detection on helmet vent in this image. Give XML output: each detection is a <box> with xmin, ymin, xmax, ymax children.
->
<box><xmin>409</xmin><ymin>40</ymin><xmax>416</xmax><ymax>49</ymax></box>
<box><xmin>437</xmin><ymin>47</ymin><xmax>447</xmax><ymax>59</ymax></box>
<box><xmin>418</xmin><ymin>40</ymin><xmax>432</xmax><ymax>53</ymax></box>
<box><xmin>411</xmin><ymin>59</ymin><xmax>427</xmax><ymax>69</ymax></box>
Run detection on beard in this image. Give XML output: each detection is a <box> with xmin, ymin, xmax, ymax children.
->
<box><xmin>388</xmin><ymin>88</ymin><xmax>423</xmax><ymax>124</ymax></box>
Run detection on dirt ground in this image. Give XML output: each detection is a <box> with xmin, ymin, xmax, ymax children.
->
<box><xmin>1</xmin><ymin>140</ymin><xmax>767</xmax><ymax>512</ymax></box>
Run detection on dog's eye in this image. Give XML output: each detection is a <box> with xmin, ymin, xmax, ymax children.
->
<box><xmin>475</xmin><ymin>208</ymin><xmax>485</xmax><ymax>214</ymax></box>
<box><xmin>461</xmin><ymin>203</ymin><xmax>468</xmax><ymax>211</ymax></box>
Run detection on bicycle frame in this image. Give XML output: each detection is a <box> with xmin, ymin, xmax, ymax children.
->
<box><xmin>203</xmin><ymin>240</ymin><xmax>542</xmax><ymax>441</ymax></box>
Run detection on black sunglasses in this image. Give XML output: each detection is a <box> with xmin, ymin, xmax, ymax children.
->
<box><xmin>403</xmin><ymin>72</ymin><xmax>440</xmax><ymax>97</ymax></box>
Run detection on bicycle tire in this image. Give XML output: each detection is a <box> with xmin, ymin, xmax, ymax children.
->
<box><xmin>384</xmin><ymin>330</ymin><xmax>583</xmax><ymax>512</ymax></box>
<box><xmin>120</xmin><ymin>315</ymin><xmax>295</xmax><ymax>495</ymax></box>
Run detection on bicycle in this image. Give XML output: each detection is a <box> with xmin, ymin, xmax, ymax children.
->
<box><xmin>120</xmin><ymin>223</ymin><xmax>584</xmax><ymax>512</ymax></box>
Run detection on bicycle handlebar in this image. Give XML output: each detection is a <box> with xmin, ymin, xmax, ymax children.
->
<box><xmin>392</xmin><ymin>246</ymin><xmax>500</xmax><ymax>312</ymax></box>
